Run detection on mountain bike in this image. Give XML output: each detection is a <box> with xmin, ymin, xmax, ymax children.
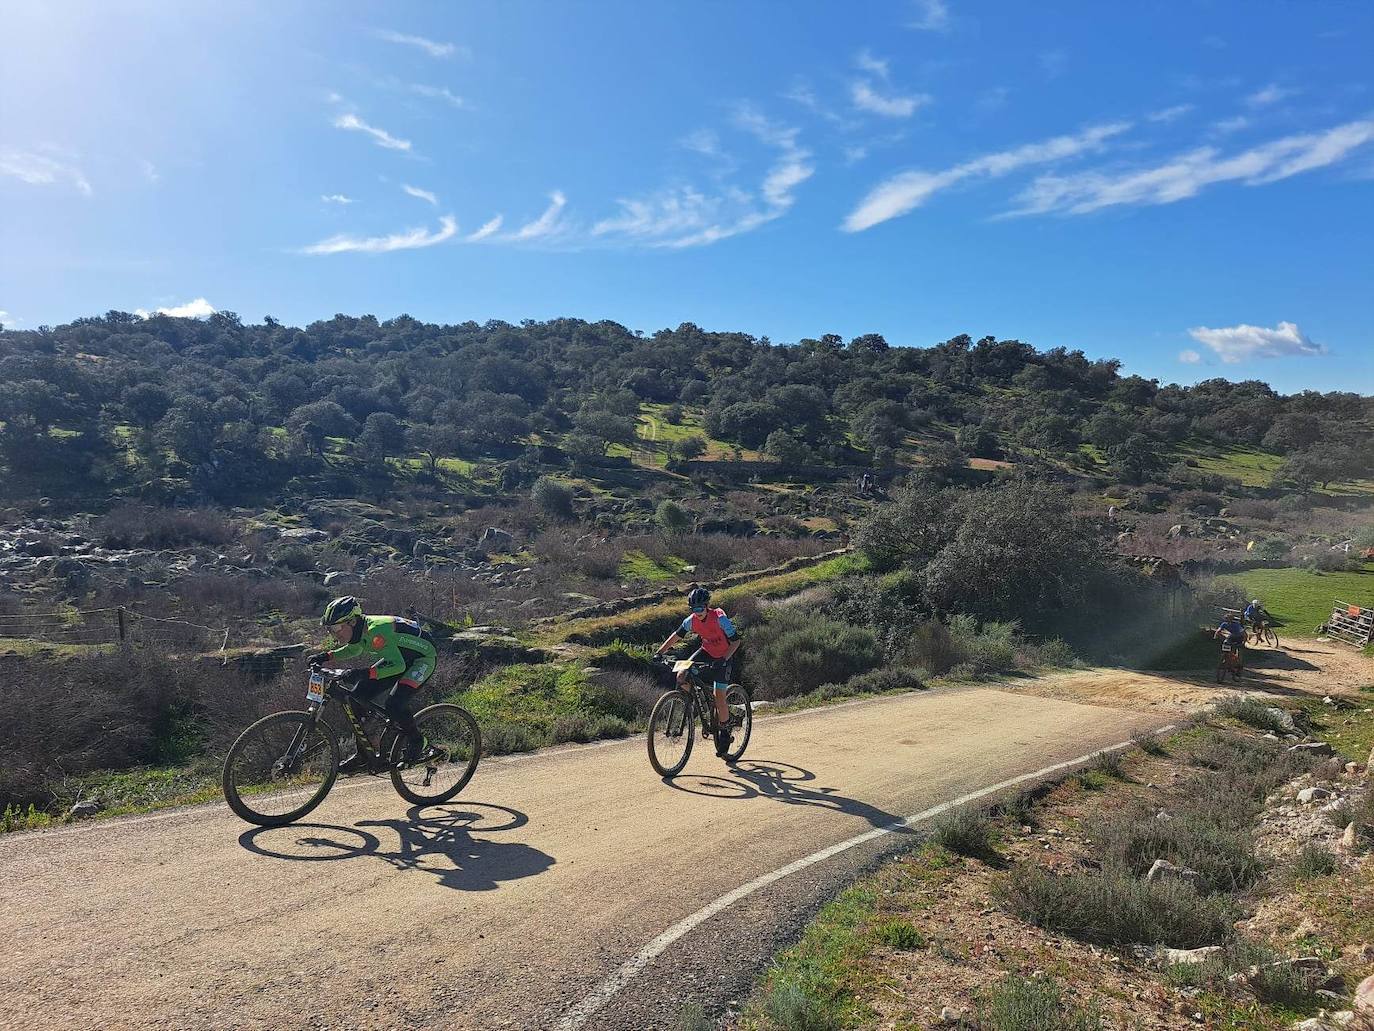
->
<box><xmin>1247</xmin><ymin>619</ymin><xmax>1278</xmax><ymax>649</ymax></box>
<box><xmin>222</xmin><ymin>664</ymin><xmax>481</xmax><ymax>826</ymax></box>
<box><xmin>647</xmin><ymin>656</ymin><xmax>752</xmax><ymax>777</ymax></box>
<box><xmin>1216</xmin><ymin>639</ymin><xmax>1243</xmax><ymax>683</ymax></box>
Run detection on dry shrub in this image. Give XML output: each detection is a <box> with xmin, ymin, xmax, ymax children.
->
<box><xmin>97</xmin><ymin>504</ymin><xmax>236</xmax><ymax>549</ymax></box>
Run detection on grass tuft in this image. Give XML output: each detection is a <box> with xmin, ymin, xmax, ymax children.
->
<box><xmin>975</xmin><ymin>974</ymin><xmax>1104</xmax><ymax>1031</ymax></box>
<box><xmin>873</xmin><ymin>919</ymin><xmax>925</xmax><ymax>950</ymax></box>
<box><xmin>930</xmin><ymin>807</ymin><xmax>996</xmax><ymax>858</ymax></box>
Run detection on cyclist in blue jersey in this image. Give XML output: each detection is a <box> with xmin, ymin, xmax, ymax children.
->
<box><xmin>654</xmin><ymin>586</ymin><xmax>742</xmax><ymax>756</ymax></box>
<box><xmin>1216</xmin><ymin>612</ymin><xmax>1247</xmax><ymax>674</ymax></box>
<box><xmin>1243</xmin><ymin>598</ymin><xmax>1270</xmax><ymax>630</ymax></box>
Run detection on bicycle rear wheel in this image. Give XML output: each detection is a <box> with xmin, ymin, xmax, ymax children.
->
<box><xmin>223</xmin><ymin>711</ymin><xmax>339</xmax><ymax>826</ymax></box>
<box><xmin>648</xmin><ymin>690</ymin><xmax>694</xmax><ymax>777</ymax></box>
<box><xmin>723</xmin><ymin>685</ymin><xmax>752</xmax><ymax>764</ymax></box>
<box><xmin>390</xmin><ymin>704</ymin><xmax>482</xmax><ymax>806</ymax></box>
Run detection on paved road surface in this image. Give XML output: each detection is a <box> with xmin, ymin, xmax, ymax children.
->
<box><xmin>1</xmin><ymin>683</ymin><xmax>1173</xmax><ymax>1030</ymax></box>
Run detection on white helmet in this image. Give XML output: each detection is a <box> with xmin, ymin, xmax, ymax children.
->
<box><xmin>1251</xmin><ymin>599</ymin><xmax>1261</xmax><ymax>606</ymax></box>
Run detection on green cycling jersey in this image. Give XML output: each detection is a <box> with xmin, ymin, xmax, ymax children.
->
<box><xmin>324</xmin><ymin>614</ymin><xmax>436</xmax><ymax>680</ymax></box>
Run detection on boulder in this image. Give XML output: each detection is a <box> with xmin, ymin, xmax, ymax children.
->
<box><xmin>1342</xmin><ymin>823</ymin><xmax>1363</xmax><ymax>853</ymax></box>
<box><xmin>449</xmin><ymin>629</ymin><xmax>549</xmax><ymax>666</ymax></box>
<box><xmin>1264</xmin><ymin>707</ymin><xmax>1298</xmax><ymax>733</ymax></box>
<box><xmin>1298</xmin><ymin>787</ymin><xmax>1334</xmax><ymax>804</ymax></box>
<box><xmin>1356</xmin><ymin>973</ymin><xmax>1374</xmax><ymax>1014</ymax></box>
<box><xmin>1314</xmin><ymin>757</ymin><xmax>1347</xmax><ymax>782</ymax></box>
<box><xmin>478</xmin><ymin>527</ymin><xmax>516</xmax><ymax>554</ymax></box>
<box><xmin>1291</xmin><ymin>742</ymin><xmax>1336</xmax><ymax>757</ymax></box>
<box><xmin>1161</xmin><ymin>945</ymin><xmax>1223</xmax><ymax>965</ymax></box>
<box><xmin>278</xmin><ymin>527</ymin><xmax>329</xmax><ymax>543</ymax></box>
<box><xmin>1146</xmin><ymin>858</ymin><xmax>1206</xmax><ymax>889</ymax></box>
<box><xmin>66</xmin><ymin>799</ymin><xmax>102</xmax><ymax>820</ymax></box>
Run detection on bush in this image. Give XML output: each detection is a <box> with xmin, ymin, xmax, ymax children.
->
<box><xmin>745</xmin><ymin>608</ymin><xmax>881</xmax><ymax>700</ymax></box>
<box><xmin>1166</xmin><ymin>939</ymin><xmax>1323</xmax><ymax>1008</ymax></box>
<box><xmin>901</xmin><ymin>620</ymin><xmax>963</xmax><ymax>676</ymax></box>
<box><xmin>759</xmin><ymin>982</ymin><xmax>838</xmax><ymax>1031</ymax></box>
<box><xmin>1090</xmin><ymin>808</ymin><xmax>1261</xmax><ymax>892</ymax></box>
<box><xmin>655</xmin><ymin>500</ymin><xmax>692</xmax><ymax>535</ymax></box>
<box><xmin>873</xmin><ymin>920</ymin><xmax>924</xmax><ymax>950</ymax></box>
<box><xmin>1292</xmin><ymin>843</ymin><xmax>1337</xmax><ymax>880</ymax></box>
<box><xmin>480</xmin><ymin>721</ymin><xmax>541</xmax><ymax>755</ymax></box>
<box><xmin>1213</xmin><ymin>696</ymin><xmax>1293</xmax><ymax>735</ymax></box>
<box><xmin>1000</xmin><ymin>868</ymin><xmax>1236</xmax><ymax>948</ymax></box>
<box><xmin>531</xmin><ymin>476</ymin><xmax>575</xmax><ymax>519</ymax></box>
<box><xmin>833</xmin><ymin>667</ymin><xmax>927</xmax><ymax>695</ymax></box>
<box><xmin>930</xmin><ymin>808</ymin><xmax>995</xmax><ymax>857</ymax></box>
<box><xmin>975</xmin><ymin>974</ymin><xmax>1103</xmax><ymax>1031</ymax></box>
<box><xmin>97</xmin><ymin>503</ymin><xmax>235</xmax><ymax>549</ymax></box>
<box><xmin>551</xmin><ymin>713</ymin><xmax>595</xmax><ymax>744</ymax></box>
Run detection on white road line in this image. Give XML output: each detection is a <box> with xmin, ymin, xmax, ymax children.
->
<box><xmin>554</xmin><ymin>727</ymin><xmax>1174</xmax><ymax>1030</ymax></box>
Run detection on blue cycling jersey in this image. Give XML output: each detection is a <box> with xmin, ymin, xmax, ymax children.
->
<box><xmin>1218</xmin><ymin>619</ymin><xmax>1245</xmax><ymax>642</ymax></box>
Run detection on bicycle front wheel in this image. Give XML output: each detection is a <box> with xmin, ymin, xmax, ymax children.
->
<box><xmin>723</xmin><ymin>685</ymin><xmax>752</xmax><ymax>764</ymax></box>
<box><xmin>648</xmin><ymin>691</ymin><xmax>694</xmax><ymax>778</ymax></box>
<box><xmin>1262</xmin><ymin>626</ymin><xmax>1278</xmax><ymax>649</ymax></box>
<box><xmin>223</xmin><ymin>711</ymin><xmax>339</xmax><ymax>826</ymax></box>
<box><xmin>390</xmin><ymin>703</ymin><xmax>482</xmax><ymax>806</ymax></box>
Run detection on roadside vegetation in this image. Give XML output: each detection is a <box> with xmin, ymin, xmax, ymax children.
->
<box><xmin>742</xmin><ymin>701</ymin><xmax>1374</xmax><ymax>1030</ymax></box>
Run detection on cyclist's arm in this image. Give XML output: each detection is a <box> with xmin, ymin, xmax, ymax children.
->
<box><xmin>326</xmin><ymin>640</ymin><xmax>366</xmax><ymax>662</ymax></box>
<box><xmin>720</xmin><ymin>614</ymin><xmax>742</xmax><ymax>660</ymax></box>
<box><xmin>654</xmin><ymin>630</ymin><xmax>682</xmax><ymax>657</ymax></box>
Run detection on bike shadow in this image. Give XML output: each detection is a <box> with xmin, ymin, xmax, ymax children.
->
<box><xmin>237</xmin><ymin>802</ymin><xmax>555</xmax><ymax>892</ymax></box>
<box><xmin>665</xmin><ymin>759</ymin><xmax>914</xmax><ymax>836</ymax></box>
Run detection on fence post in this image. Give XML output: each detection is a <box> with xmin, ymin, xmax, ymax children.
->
<box><xmin>117</xmin><ymin>607</ymin><xmax>126</xmax><ymax>644</ymax></box>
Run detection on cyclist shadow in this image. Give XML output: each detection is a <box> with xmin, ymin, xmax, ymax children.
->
<box><xmin>667</xmin><ymin>759</ymin><xmax>913</xmax><ymax>837</ymax></box>
<box><xmin>238</xmin><ymin>802</ymin><xmax>555</xmax><ymax>892</ymax></box>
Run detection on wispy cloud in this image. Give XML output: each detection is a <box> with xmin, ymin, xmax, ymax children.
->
<box><xmin>907</xmin><ymin>0</ymin><xmax>950</xmax><ymax>31</ymax></box>
<box><xmin>402</xmin><ymin>184</ymin><xmax>438</xmax><ymax>205</ymax></box>
<box><xmin>0</xmin><ymin>149</ymin><xmax>92</xmax><ymax>196</ymax></box>
<box><xmin>1213</xmin><ymin>115</ymin><xmax>1251</xmax><ymax>134</ymax></box>
<box><xmin>135</xmin><ymin>298</ymin><xmax>217</xmax><ymax>319</ymax></box>
<box><xmin>855</xmin><ymin>50</ymin><xmax>890</xmax><ymax>78</ymax></box>
<box><xmin>594</xmin><ymin>107</ymin><xmax>813</xmax><ymax>248</ymax></box>
<box><xmin>140</xmin><ymin>159</ymin><xmax>160</xmax><ymax>184</ymax></box>
<box><xmin>333</xmin><ymin>113</ymin><xmax>411</xmax><ymax>151</ymax></box>
<box><xmin>375</xmin><ymin>29</ymin><xmax>460</xmax><ymax>59</ymax></box>
<box><xmin>300</xmin><ymin>215</ymin><xmax>458</xmax><ymax>255</ymax></box>
<box><xmin>1178</xmin><ymin>349</ymin><xmax>1202</xmax><ymax>364</ymax></box>
<box><xmin>510</xmin><ymin>192</ymin><xmax>568</xmax><ymax>241</ymax></box>
<box><xmin>409</xmin><ymin>83</ymin><xmax>465</xmax><ymax>109</ymax></box>
<box><xmin>1009</xmin><ymin>117</ymin><xmax>1374</xmax><ymax>216</ymax></box>
<box><xmin>843</xmin><ymin>121</ymin><xmax>1130</xmax><ymax>231</ymax></box>
<box><xmin>322</xmin><ymin>193</ymin><xmax>355</xmax><ymax>205</ymax></box>
<box><xmin>681</xmin><ymin>128</ymin><xmax>724</xmax><ymax>158</ymax></box>
<box><xmin>1147</xmin><ymin>104</ymin><xmax>1195</xmax><ymax>124</ymax></box>
<box><xmin>851</xmin><ymin>81</ymin><xmax>931</xmax><ymax>118</ymax></box>
<box><xmin>1187</xmin><ymin>320</ymin><xmax>1324</xmax><ymax>363</ymax></box>
<box><xmin>1247</xmin><ymin>83</ymin><xmax>1297</xmax><ymax>108</ymax></box>
<box><xmin>467</xmin><ymin>216</ymin><xmax>503</xmax><ymax>242</ymax></box>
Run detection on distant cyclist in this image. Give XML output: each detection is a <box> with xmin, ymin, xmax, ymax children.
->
<box><xmin>653</xmin><ymin>586</ymin><xmax>742</xmax><ymax>757</ymax></box>
<box><xmin>1215</xmin><ymin>612</ymin><xmax>1247</xmax><ymax>674</ymax></box>
<box><xmin>308</xmin><ymin>596</ymin><xmax>438</xmax><ymax>771</ymax></box>
<box><xmin>1243</xmin><ymin>598</ymin><xmax>1270</xmax><ymax>630</ymax></box>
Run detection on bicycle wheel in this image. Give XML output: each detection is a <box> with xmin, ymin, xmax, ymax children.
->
<box><xmin>223</xmin><ymin>711</ymin><xmax>339</xmax><ymax>827</ymax></box>
<box><xmin>390</xmin><ymin>704</ymin><xmax>482</xmax><ymax>806</ymax></box>
<box><xmin>1215</xmin><ymin>661</ymin><xmax>1226</xmax><ymax>684</ymax></box>
<box><xmin>648</xmin><ymin>690</ymin><xmax>694</xmax><ymax>777</ymax></box>
<box><xmin>1262</xmin><ymin>626</ymin><xmax>1278</xmax><ymax>649</ymax></box>
<box><xmin>723</xmin><ymin>685</ymin><xmax>752</xmax><ymax>764</ymax></box>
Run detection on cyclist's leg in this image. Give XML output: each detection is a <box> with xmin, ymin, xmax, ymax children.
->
<box><xmin>710</xmin><ymin>658</ymin><xmax>733</xmax><ymax>725</ymax></box>
<box><xmin>387</xmin><ymin>657</ymin><xmax>435</xmax><ymax>757</ymax></box>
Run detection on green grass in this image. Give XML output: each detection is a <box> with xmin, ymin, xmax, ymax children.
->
<box><xmin>619</xmin><ymin>549</ymin><xmax>692</xmax><ymax>582</ymax></box>
<box><xmin>1173</xmin><ymin>441</ymin><xmax>1283</xmax><ymax>488</ymax></box>
<box><xmin>545</xmin><ymin>552</ymin><xmax>865</xmax><ymax>646</ymax></box>
<box><xmin>1231</xmin><ymin>564</ymin><xmax>1374</xmax><ymax>638</ymax></box>
<box><xmin>635</xmin><ymin>403</ymin><xmax>767</xmax><ymax>463</ymax></box>
<box><xmin>457</xmin><ymin>662</ymin><xmax>641</xmax><ymax>750</ymax></box>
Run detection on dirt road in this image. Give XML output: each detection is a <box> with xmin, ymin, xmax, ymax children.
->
<box><xmin>2</xmin><ymin>646</ymin><xmax>1363</xmax><ymax>1031</ymax></box>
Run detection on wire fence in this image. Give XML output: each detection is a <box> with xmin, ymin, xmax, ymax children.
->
<box><xmin>0</xmin><ymin>606</ymin><xmax>229</xmax><ymax>651</ymax></box>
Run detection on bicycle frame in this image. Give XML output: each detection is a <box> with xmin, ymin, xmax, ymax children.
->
<box><xmin>283</xmin><ymin>668</ymin><xmax>403</xmax><ymax>772</ymax></box>
<box><xmin>662</xmin><ymin>659</ymin><xmax>725</xmax><ymax>737</ymax></box>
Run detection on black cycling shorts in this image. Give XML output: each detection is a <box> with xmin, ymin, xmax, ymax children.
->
<box><xmin>703</xmin><ymin>657</ymin><xmax>733</xmax><ymax>688</ymax></box>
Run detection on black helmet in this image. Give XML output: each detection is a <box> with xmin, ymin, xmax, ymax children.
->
<box><xmin>687</xmin><ymin>586</ymin><xmax>710</xmax><ymax>611</ymax></box>
<box><xmin>322</xmin><ymin>596</ymin><xmax>363</xmax><ymax>626</ymax></box>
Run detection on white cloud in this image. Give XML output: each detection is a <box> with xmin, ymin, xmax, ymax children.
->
<box><xmin>134</xmin><ymin>298</ymin><xmax>217</xmax><ymax>319</ymax></box>
<box><xmin>322</xmin><ymin>193</ymin><xmax>355</xmax><ymax>204</ymax></box>
<box><xmin>843</xmin><ymin>121</ymin><xmax>1129</xmax><ymax>231</ymax></box>
<box><xmin>375</xmin><ymin>29</ymin><xmax>460</xmax><ymax>59</ymax></box>
<box><xmin>855</xmin><ymin>50</ymin><xmax>890</xmax><ymax>78</ymax></box>
<box><xmin>1009</xmin><ymin>117</ymin><xmax>1374</xmax><ymax>216</ymax></box>
<box><xmin>300</xmin><ymin>215</ymin><xmax>459</xmax><ymax>255</ymax></box>
<box><xmin>1247</xmin><ymin>83</ymin><xmax>1297</xmax><ymax>108</ymax></box>
<box><xmin>1147</xmin><ymin>104</ymin><xmax>1195</xmax><ymax>124</ymax></box>
<box><xmin>466</xmin><ymin>216</ymin><xmax>503</xmax><ymax>241</ymax></box>
<box><xmin>402</xmin><ymin>183</ymin><xmax>438</xmax><ymax>205</ymax></box>
<box><xmin>333</xmin><ymin>113</ymin><xmax>411</xmax><ymax>151</ymax></box>
<box><xmin>1178</xmin><ymin>349</ymin><xmax>1202</xmax><ymax>364</ymax></box>
<box><xmin>409</xmin><ymin>83</ymin><xmax>465</xmax><ymax>109</ymax></box>
<box><xmin>907</xmin><ymin>0</ymin><xmax>950</xmax><ymax>31</ymax></box>
<box><xmin>1187</xmin><ymin>321</ymin><xmax>1324</xmax><ymax>363</ymax></box>
<box><xmin>140</xmin><ymin>159</ymin><xmax>160</xmax><ymax>183</ymax></box>
<box><xmin>681</xmin><ymin>128</ymin><xmax>723</xmax><ymax>158</ymax></box>
<box><xmin>511</xmin><ymin>192</ymin><xmax>568</xmax><ymax>241</ymax></box>
<box><xmin>0</xmin><ymin>149</ymin><xmax>92</xmax><ymax>196</ymax></box>
<box><xmin>594</xmin><ymin>108</ymin><xmax>813</xmax><ymax>248</ymax></box>
<box><xmin>1213</xmin><ymin>115</ymin><xmax>1251</xmax><ymax>134</ymax></box>
<box><xmin>851</xmin><ymin>80</ymin><xmax>930</xmax><ymax>118</ymax></box>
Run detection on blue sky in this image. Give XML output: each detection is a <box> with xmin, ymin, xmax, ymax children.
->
<box><xmin>2</xmin><ymin>0</ymin><xmax>1372</xmax><ymax>393</ymax></box>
